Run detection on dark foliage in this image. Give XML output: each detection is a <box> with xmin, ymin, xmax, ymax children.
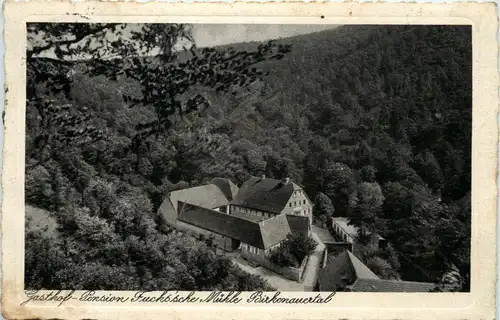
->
<box><xmin>270</xmin><ymin>234</ymin><xmax>316</xmax><ymax>268</ymax></box>
<box><xmin>25</xmin><ymin>24</ymin><xmax>471</xmax><ymax>291</ymax></box>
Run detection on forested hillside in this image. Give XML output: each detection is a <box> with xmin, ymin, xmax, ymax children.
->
<box><xmin>26</xmin><ymin>25</ymin><xmax>471</xmax><ymax>290</ymax></box>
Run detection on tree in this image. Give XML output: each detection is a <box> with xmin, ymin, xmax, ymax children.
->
<box><xmin>366</xmin><ymin>257</ymin><xmax>399</xmax><ymax>280</ymax></box>
<box><xmin>269</xmin><ymin>248</ymin><xmax>296</xmax><ymax>268</ymax></box>
<box><xmin>323</xmin><ymin>162</ymin><xmax>356</xmax><ymax>216</ymax></box>
<box><xmin>434</xmin><ymin>194</ymin><xmax>470</xmax><ymax>291</ymax></box>
<box><xmin>269</xmin><ymin>233</ymin><xmax>316</xmax><ymax>268</ymax></box>
<box><xmin>27</xmin><ymin>23</ymin><xmax>292</xmax><ymax>172</ymax></box>
<box><xmin>350</xmin><ymin>182</ymin><xmax>385</xmax><ymax>240</ymax></box>
<box><xmin>382</xmin><ymin>182</ymin><xmax>414</xmax><ymax>219</ymax></box>
<box><xmin>25</xmin><ymin>24</ymin><xmax>472</xmax><ymax>291</ymax></box>
<box><xmin>313</xmin><ymin>192</ymin><xmax>335</xmax><ymax>226</ymax></box>
<box><xmin>378</xmin><ymin>243</ymin><xmax>401</xmax><ymax>271</ymax></box>
<box><xmin>283</xmin><ymin>233</ymin><xmax>317</xmax><ymax>264</ymax></box>
<box><xmin>359</xmin><ymin>165</ymin><xmax>377</xmax><ymax>182</ymax></box>
<box><xmin>413</xmin><ymin>150</ymin><xmax>444</xmax><ymax>191</ymax></box>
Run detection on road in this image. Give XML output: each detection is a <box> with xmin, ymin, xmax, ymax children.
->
<box><xmin>301</xmin><ymin>232</ymin><xmax>326</xmax><ymax>291</ymax></box>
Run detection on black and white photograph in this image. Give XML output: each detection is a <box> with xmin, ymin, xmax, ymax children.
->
<box><xmin>25</xmin><ymin>23</ymin><xmax>472</xmax><ymax>293</ymax></box>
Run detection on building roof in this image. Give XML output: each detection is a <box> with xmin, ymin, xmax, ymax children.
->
<box><xmin>210</xmin><ymin>177</ymin><xmax>239</xmax><ymax>201</ymax></box>
<box><xmin>286</xmin><ymin>215</ymin><xmax>310</xmax><ymax>238</ymax></box>
<box><xmin>178</xmin><ymin>202</ymin><xmax>265</xmax><ymax>248</ymax></box>
<box><xmin>331</xmin><ymin>217</ymin><xmax>359</xmax><ymax>238</ymax></box>
<box><xmin>178</xmin><ymin>202</ymin><xmax>292</xmax><ymax>250</ymax></box>
<box><xmin>260</xmin><ymin>214</ymin><xmax>292</xmax><ymax>249</ymax></box>
<box><xmin>318</xmin><ymin>251</ymin><xmax>358</xmax><ymax>291</ymax></box>
<box><xmin>318</xmin><ymin>251</ymin><xmax>379</xmax><ymax>291</ymax></box>
<box><xmin>170</xmin><ymin>184</ymin><xmax>229</xmax><ymax>211</ymax></box>
<box><xmin>332</xmin><ymin>217</ymin><xmax>385</xmax><ymax>241</ymax></box>
<box><xmin>231</xmin><ymin>177</ymin><xmax>301</xmax><ymax>214</ymax></box>
<box><xmin>318</xmin><ymin>250</ymin><xmax>437</xmax><ymax>292</ymax></box>
<box><xmin>346</xmin><ymin>251</ymin><xmax>379</xmax><ymax>280</ymax></box>
<box><xmin>347</xmin><ymin>278</ymin><xmax>438</xmax><ymax>292</ymax></box>
<box><xmin>158</xmin><ymin>197</ymin><xmax>177</xmax><ymax>225</ymax></box>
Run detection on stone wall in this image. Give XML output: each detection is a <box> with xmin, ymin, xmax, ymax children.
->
<box><xmin>325</xmin><ymin>242</ymin><xmax>353</xmax><ymax>256</ymax></box>
<box><xmin>241</xmin><ymin>250</ymin><xmax>308</xmax><ymax>282</ymax></box>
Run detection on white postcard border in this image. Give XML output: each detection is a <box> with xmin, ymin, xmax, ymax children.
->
<box><xmin>2</xmin><ymin>2</ymin><xmax>497</xmax><ymax>320</ymax></box>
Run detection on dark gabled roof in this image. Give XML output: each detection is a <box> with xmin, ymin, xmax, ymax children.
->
<box><xmin>179</xmin><ymin>202</ymin><xmax>265</xmax><ymax>248</ymax></box>
<box><xmin>231</xmin><ymin>177</ymin><xmax>301</xmax><ymax>214</ymax></box>
<box><xmin>319</xmin><ymin>251</ymin><xmax>379</xmax><ymax>291</ymax></box>
<box><xmin>286</xmin><ymin>215</ymin><xmax>310</xmax><ymax>238</ymax></box>
<box><xmin>318</xmin><ymin>250</ymin><xmax>438</xmax><ymax>292</ymax></box>
<box><xmin>318</xmin><ymin>251</ymin><xmax>357</xmax><ymax>291</ymax></box>
<box><xmin>178</xmin><ymin>202</ymin><xmax>293</xmax><ymax>250</ymax></box>
<box><xmin>210</xmin><ymin>177</ymin><xmax>239</xmax><ymax>201</ymax></box>
<box><xmin>346</xmin><ymin>251</ymin><xmax>379</xmax><ymax>280</ymax></box>
<box><xmin>348</xmin><ymin>278</ymin><xmax>438</xmax><ymax>292</ymax></box>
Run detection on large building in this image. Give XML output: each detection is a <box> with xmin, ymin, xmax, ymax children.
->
<box><xmin>317</xmin><ymin>251</ymin><xmax>439</xmax><ymax>292</ymax></box>
<box><xmin>158</xmin><ymin>176</ymin><xmax>313</xmax><ymax>265</ymax></box>
<box><xmin>230</xmin><ymin>176</ymin><xmax>313</xmax><ymax>223</ymax></box>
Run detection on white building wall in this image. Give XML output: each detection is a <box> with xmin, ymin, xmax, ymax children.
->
<box><xmin>230</xmin><ymin>205</ymin><xmax>274</xmax><ymax>219</ymax></box>
<box><xmin>282</xmin><ymin>189</ymin><xmax>313</xmax><ymax>223</ymax></box>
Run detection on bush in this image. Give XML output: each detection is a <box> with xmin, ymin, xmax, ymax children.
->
<box><xmin>269</xmin><ymin>248</ymin><xmax>296</xmax><ymax>268</ymax></box>
<box><xmin>366</xmin><ymin>256</ymin><xmax>399</xmax><ymax>280</ymax></box>
<box><xmin>285</xmin><ymin>233</ymin><xmax>317</xmax><ymax>263</ymax></box>
<box><xmin>269</xmin><ymin>233</ymin><xmax>316</xmax><ymax>268</ymax></box>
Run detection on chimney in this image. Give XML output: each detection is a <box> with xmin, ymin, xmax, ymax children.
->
<box><xmin>282</xmin><ymin>177</ymin><xmax>290</xmax><ymax>185</ymax></box>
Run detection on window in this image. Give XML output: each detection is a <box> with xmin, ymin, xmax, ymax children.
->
<box><xmin>303</xmin><ymin>200</ymin><xmax>306</xmax><ymax>204</ymax></box>
<box><xmin>289</xmin><ymin>203</ymin><xmax>292</xmax><ymax>207</ymax></box>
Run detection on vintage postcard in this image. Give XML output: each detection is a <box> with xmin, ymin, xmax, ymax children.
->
<box><xmin>1</xmin><ymin>1</ymin><xmax>498</xmax><ymax>319</ymax></box>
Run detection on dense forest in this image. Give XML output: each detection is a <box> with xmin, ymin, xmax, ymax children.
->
<box><xmin>25</xmin><ymin>24</ymin><xmax>471</xmax><ymax>291</ymax></box>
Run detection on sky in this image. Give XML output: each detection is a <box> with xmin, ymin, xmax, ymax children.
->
<box><xmin>191</xmin><ymin>24</ymin><xmax>338</xmax><ymax>47</ymax></box>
